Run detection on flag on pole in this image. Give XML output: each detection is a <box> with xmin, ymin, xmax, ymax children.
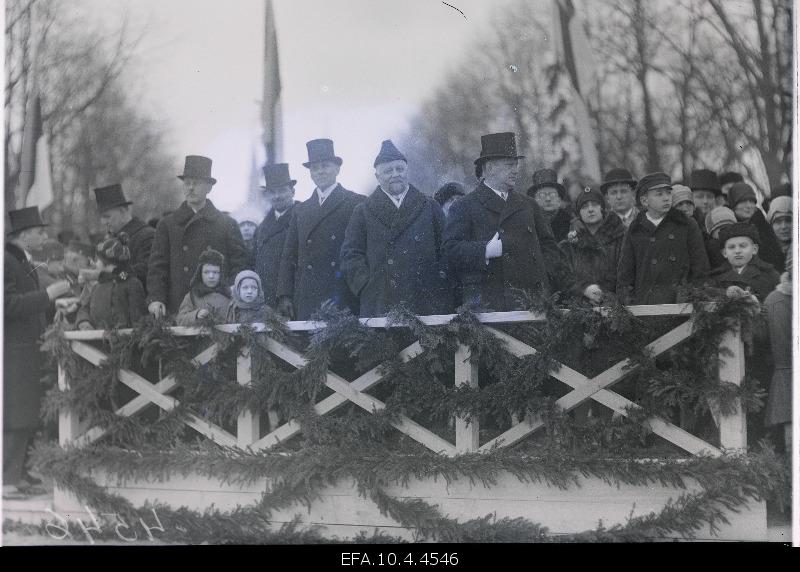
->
<box><xmin>18</xmin><ymin>88</ymin><xmax>54</xmax><ymax>211</ymax></box>
<box><xmin>262</xmin><ymin>0</ymin><xmax>283</xmax><ymax>165</ymax></box>
<box><xmin>552</xmin><ymin>0</ymin><xmax>601</xmax><ymax>181</ymax></box>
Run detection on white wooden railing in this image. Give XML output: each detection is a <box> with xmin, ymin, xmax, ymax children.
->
<box><xmin>57</xmin><ymin>304</ymin><xmax>747</xmax><ymax>457</ymax></box>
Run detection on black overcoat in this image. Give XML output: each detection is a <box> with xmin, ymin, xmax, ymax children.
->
<box><xmin>707</xmin><ymin>257</ymin><xmax>780</xmax><ymax>302</ymax></box>
<box><xmin>617</xmin><ymin>208</ymin><xmax>710</xmax><ymax>305</ymax></box>
<box><xmin>443</xmin><ymin>183</ymin><xmax>566</xmax><ymax>311</ymax></box>
<box><xmin>4</xmin><ymin>243</ymin><xmax>51</xmax><ymax>429</ymax></box>
<box><xmin>118</xmin><ymin>217</ymin><xmax>155</xmax><ymax>291</ymax></box>
<box><xmin>748</xmin><ymin>209</ymin><xmax>785</xmax><ymax>273</ymax></box>
<box><xmin>75</xmin><ymin>267</ymin><xmax>147</xmax><ymax>328</ymax></box>
<box><xmin>340</xmin><ymin>186</ymin><xmax>452</xmax><ymax>318</ymax></box>
<box><xmin>277</xmin><ymin>185</ymin><xmax>365</xmax><ymax>320</ymax></box>
<box><xmin>559</xmin><ymin>212</ymin><xmax>626</xmax><ymax>297</ymax></box>
<box><xmin>146</xmin><ymin>200</ymin><xmax>248</xmax><ymax>315</ymax></box>
<box><xmin>253</xmin><ymin>202</ymin><xmax>298</xmax><ymax>307</ymax></box>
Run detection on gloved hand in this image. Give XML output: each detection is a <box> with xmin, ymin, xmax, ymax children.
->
<box><xmin>196</xmin><ymin>309</ymin><xmax>210</xmax><ymax>320</ymax></box>
<box><xmin>46</xmin><ymin>280</ymin><xmax>72</xmax><ymax>301</ymax></box>
<box><xmin>148</xmin><ymin>301</ymin><xmax>166</xmax><ymax>319</ymax></box>
<box><xmin>276</xmin><ymin>296</ymin><xmax>295</xmax><ymax>320</ymax></box>
<box><xmin>583</xmin><ymin>284</ymin><xmax>603</xmax><ymax>305</ymax></box>
<box><xmin>55</xmin><ymin>296</ymin><xmax>81</xmax><ymax>314</ymax></box>
<box><xmin>485</xmin><ymin>232</ymin><xmax>503</xmax><ymax>261</ymax></box>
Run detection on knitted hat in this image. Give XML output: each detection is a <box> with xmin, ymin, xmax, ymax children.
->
<box><xmin>719</xmin><ymin>222</ymin><xmax>760</xmax><ymax>246</ymax></box>
<box><xmin>705</xmin><ymin>206</ymin><xmax>737</xmax><ymax>235</ymax></box>
<box><xmin>727</xmin><ymin>182</ymin><xmax>757</xmax><ymax>208</ymax></box>
<box><xmin>575</xmin><ymin>186</ymin><xmax>605</xmax><ymax>212</ymax></box>
<box><xmin>767</xmin><ymin>196</ymin><xmax>792</xmax><ymax>224</ymax></box>
<box><xmin>234</xmin><ymin>270</ymin><xmax>262</xmax><ymax>294</ymax></box>
<box><xmin>434</xmin><ymin>182</ymin><xmax>466</xmax><ymax>206</ymax></box>
<box><xmin>96</xmin><ymin>232</ymin><xmax>131</xmax><ymax>264</ymax></box>
<box><xmin>373</xmin><ymin>140</ymin><xmax>407</xmax><ymax>167</ymax></box>
<box><xmin>635</xmin><ymin>172</ymin><xmax>672</xmax><ymax>200</ymax></box>
<box><xmin>671</xmin><ymin>184</ymin><xmax>694</xmax><ymax>206</ymax></box>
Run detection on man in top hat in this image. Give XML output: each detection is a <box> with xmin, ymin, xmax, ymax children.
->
<box><xmin>527</xmin><ymin>168</ymin><xmax>572</xmax><ymax>242</ymax></box>
<box><xmin>689</xmin><ymin>169</ymin><xmax>722</xmax><ymax>220</ymax></box>
<box><xmin>600</xmin><ymin>168</ymin><xmax>639</xmax><ymax>228</ymax></box>
<box><xmin>94</xmin><ymin>183</ymin><xmax>155</xmax><ymax>291</ymax></box>
<box><xmin>252</xmin><ymin>163</ymin><xmax>299</xmax><ymax>308</ymax></box>
<box><xmin>146</xmin><ymin>155</ymin><xmax>248</xmax><ymax>317</ymax></box>
<box><xmin>718</xmin><ymin>171</ymin><xmax>744</xmax><ymax>207</ymax></box>
<box><xmin>276</xmin><ymin>139</ymin><xmax>365</xmax><ymax>320</ymax></box>
<box><xmin>617</xmin><ymin>172</ymin><xmax>709</xmax><ymax>305</ymax></box>
<box><xmin>443</xmin><ymin>132</ymin><xmax>567</xmax><ymax>311</ymax></box>
<box><xmin>4</xmin><ymin>207</ymin><xmax>74</xmax><ymax>499</ymax></box>
<box><xmin>340</xmin><ymin>139</ymin><xmax>452</xmax><ymax>318</ymax></box>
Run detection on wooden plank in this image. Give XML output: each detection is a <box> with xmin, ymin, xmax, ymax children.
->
<box><xmin>236</xmin><ymin>348</ymin><xmax>259</xmax><ymax>448</ymax></box>
<box><xmin>262</xmin><ymin>339</ymin><xmax>456</xmax><ymax>456</ymax></box>
<box><xmin>454</xmin><ymin>344</ymin><xmax>479</xmax><ymax>453</ymax></box>
<box><xmin>58</xmin><ymin>365</ymin><xmax>82</xmax><ymax>446</ymax></box>
<box><xmin>70</xmin><ymin>342</ymin><xmax>237</xmax><ymax>448</ymax></box>
<box><xmin>482</xmin><ymin>323</ymin><xmax>721</xmax><ymax>456</ymax></box>
<box><xmin>718</xmin><ymin>327</ymin><xmax>747</xmax><ymax>450</ymax></box>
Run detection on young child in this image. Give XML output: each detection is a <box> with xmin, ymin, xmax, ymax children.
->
<box><xmin>671</xmin><ymin>184</ymin><xmax>696</xmax><ymax>219</ymax></box>
<box><xmin>176</xmin><ymin>248</ymin><xmax>231</xmax><ymax>326</ymax></box>
<box><xmin>76</xmin><ymin>233</ymin><xmax>146</xmax><ymax>330</ymax></box>
<box><xmin>617</xmin><ymin>172</ymin><xmax>710</xmax><ymax>305</ymax></box>
<box><xmin>704</xmin><ymin>206</ymin><xmax>737</xmax><ymax>270</ymax></box>
<box><xmin>226</xmin><ymin>270</ymin><xmax>267</xmax><ymax>323</ymax></box>
<box><xmin>56</xmin><ymin>239</ymin><xmax>96</xmax><ymax>326</ymax></box>
<box><xmin>727</xmin><ymin>182</ymin><xmax>784</xmax><ymax>272</ymax></box>
<box><xmin>709</xmin><ymin>223</ymin><xmax>779</xmax><ymax>302</ymax></box>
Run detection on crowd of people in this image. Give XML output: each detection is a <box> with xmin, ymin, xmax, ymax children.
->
<box><xmin>3</xmin><ymin>131</ymin><xmax>793</xmax><ymax>499</ymax></box>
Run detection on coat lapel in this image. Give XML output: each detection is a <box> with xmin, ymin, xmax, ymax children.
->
<box><xmin>498</xmin><ymin>190</ymin><xmax>525</xmax><ymax>226</ymax></box>
<box><xmin>299</xmin><ymin>185</ymin><xmax>347</xmax><ymax>243</ymax></box>
<box><xmin>366</xmin><ymin>187</ymin><xmax>400</xmax><ymax>230</ymax></box>
<box><xmin>389</xmin><ymin>186</ymin><xmax>426</xmax><ymax>240</ymax></box>
<box><xmin>476</xmin><ymin>182</ymin><xmax>506</xmax><ymax>216</ymax></box>
<box><xmin>258</xmin><ymin>205</ymin><xmax>293</xmax><ymax>242</ymax></box>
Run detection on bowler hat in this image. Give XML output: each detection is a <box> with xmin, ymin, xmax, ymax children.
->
<box><xmin>178</xmin><ymin>155</ymin><xmax>217</xmax><ymax>185</ymax></box>
<box><xmin>94</xmin><ymin>184</ymin><xmax>133</xmax><ymax>213</ymax></box>
<box><xmin>719</xmin><ymin>172</ymin><xmax>744</xmax><ymax>188</ymax></box>
<box><xmin>302</xmin><ymin>139</ymin><xmax>343</xmax><ymax>168</ymax></box>
<box><xmin>600</xmin><ymin>168</ymin><xmax>637</xmax><ymax>193</ymax></box>
<box><xmin>260</xmin><ymin>163</ymin><xmax>297</xmax><ymax>190</ymax></box>
<box><xmin>374</xmin><ymin>140</ymin><xmax>407</xmax><ymax>168</ymax></box>
<box><xmin>474</xmin><ymin>132</ymin><xmax>524</xmax><ymax>168</ymax></box>
<box><xmin>719</xmin><ymin>222</ymin><xmax>760</xmax><ymax>246</ymax></box>
<box><xmin>635</xmin><ymin>172</ymin><xmax>672</xmax><ymax>200</ymax></box>
<box><xmin>689</xmin><ymin>169</ymin><xmax>721</xmax><ymax>196</ymax></box>
<box><xmin>7</xmin><ymin>206</ymin><xmax>48</xmax><ymax>235</ymax></box>
<box><xmin>528</xmin><ymin>169</ymin><xmax>566</xmax><ymax>200</ymax></box>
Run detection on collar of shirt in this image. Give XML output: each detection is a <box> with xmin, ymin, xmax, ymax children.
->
<box><xmin>274</xmin><ymin>208</ymin><xmax>288</xmax><ymax>219</ymax></box>
<box><xmin>24</xmin><ymin>249</ymin><xmax>32</xmax><ymax>263</ymax></box>
<box><xmin>645</xmin><ymin>212</ymin><xmax>666</xmax><ymax>227</ymax></box>
<box><xmin>381</xmin><ymin>185</ymin><xmax>410</xmax><ymax>208</ymax></box>
<box><xmin>189</xmin><ymin>201</ymin><xmax>207</xmax><ymax>214</ymax></box>
<box><xmin>734</xmin><ymin>265</ymin><xmax>748</xmax><ymax>274</ymax></box>
<box><xmin>619</xmin><ymin>207</ymin><xmax>637</xmax><ymax>223</ymax></box>
<box><xmin>485</xmin><ymin>181</ymin><xmax>508</xmax><ymax>201</ymax></box>
<box><xmin>316</xmin><ymin>183</ymin><xmax>338</xmax><ymax>205</ymax></box>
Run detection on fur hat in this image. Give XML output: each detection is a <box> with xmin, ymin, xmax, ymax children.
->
<box><xmin>727</xmin><ymin>182</ymin><xmax>757</xmax><ymax>208</ymax></box>
<box><xmin>767</xmin><ymin>196</ymin><xmax>792</xmax><ymax>224</ymax></box>
<box><xmin>434</xmin><ymin>182</ymin><xmax>466</xmax><ymax>206</ymax></box>
<box><xmin>96</xmin><ymin>232</ymin><xmax>131</xmax><ymax>264</ymax></box>
<box><xmin>719</xmin><ymin>222</ymin><xmax>760</xmax><ymax>246</ymax></box>
<box><xmin>705</xmin><ymin>206</ymin><xmax>737</xmax><ymax>235</ymax></box>
<box><xmin>190</xmin><ymin>248</ymin><xmax>227</xmax><ymax>292</ymax></box>
<box><xmin>719</xmin><ymin>172</ymin><xmax>744</xmax><ymax>188</ymax></box>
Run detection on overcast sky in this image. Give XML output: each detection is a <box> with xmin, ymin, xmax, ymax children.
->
<box><xmin>84</xmin><ymin>0</ymin><xmax>515</xmax><ymax>213</ymax></box>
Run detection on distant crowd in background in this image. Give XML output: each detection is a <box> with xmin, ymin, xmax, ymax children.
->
<box><xmin>4</xmin><ymin>132</ymin><xmax>793</xmax><ymax>499</ymax></box>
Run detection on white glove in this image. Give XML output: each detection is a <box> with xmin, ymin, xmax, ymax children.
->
<box><xmin>148</xmin><ymin>301</ymin><xmax>166</xmax><ymax>319</ymax></box>
<box><xmin>583</xmin><ymin>284</ymin><xmax>603</xmax><ymax>305</ymax></box>
<box><xmin>46</xmin><ymin>280</ymin><xmax>72</xmax><ymax>301</ymax></box>
<box><xmin>485</xmin><ymin>232</ymin><xmax>503</xmax><ymax>262</ymax></box>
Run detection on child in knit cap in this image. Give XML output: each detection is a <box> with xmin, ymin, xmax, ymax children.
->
<box><xmin>76</xmin><ymin>233</ymin><xmax>146</xmax><ymax>330</ymax></box>
<box><xmin>766</xmin><ymin>196</ymin><xmax>792</xmax><ymax>257</ymax></box>
<box><xmin>226</xmin><ymin>270</ymin><xmax>267</xmax><ymax>323</ymax></box>
<box><xmin>704</xmin><ymin>206</ymin><xmax>737</xmax><ymax>269</ymax></box>
<box><xmin>671</xmin><ymin>184</ymin><xmax>696</xmax><ymax>219</ymax></box>
<box><xmin>727</xmin><ymin>182</ymin><xmax>784</xmax><ymax>271</ymax></box>
<box><xmin>176</xmin><ymin>248</ymin><xmax>231</xmax><ymax>326</ymax></box>
<box><xmin>708</xmin><ymin>222</ymin><xmax>779</xmax><ymax>302</ymax></box>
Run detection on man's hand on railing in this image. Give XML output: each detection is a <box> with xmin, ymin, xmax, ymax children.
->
<box><xmin>148</xmin><ymin>301</ymin><xmax>166</xmax><ymax>319</ymax></box>
<box><xmin>54</xmin><ymin>296</ymin><xmax>81</xmax><ymax>314</ymax></box>
<box><xmin>276</xmin><ymin>296</ymin><xmax>295</xmax><ymax>320</ymax></box>
<box><xmin>196</xmin><ymin>308</ymin><xmax>210</xmax><ymax>320</ymax></box>
<box><xmin>77</xmin><ymin>321</ymin><xmax>93</xmax><ymax>330</ymax></box>
<box><xmin>46</xmin><ymin>280</ymin><xmax>73</xmax><ymax>301</ymax></box>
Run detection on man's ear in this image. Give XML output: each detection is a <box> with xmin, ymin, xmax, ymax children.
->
<box><xmin>752</xmin><ymin>243</ymin><xmax>759</xmax><ymax>255</ymax></box>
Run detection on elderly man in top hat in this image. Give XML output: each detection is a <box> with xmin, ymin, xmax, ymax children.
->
<box><xmin>527</xmin><ymin>169</ymin><xmax>572</xmax><ymax>242</ymax></box>
<box><xmin>93</xmin><ymin>183</ymin><xmax>155</xmax><ymax>291</ymax></box>
<box><xmin>252</xmin><ymin>163</ymin><xmax>299</xmax><ymax>308</ymax></box>
<box><xmin>600</xmin><ymin>168</ymin><xmax>639</xmax><ymax>228</ymax></box>
<box><xmin>340</xmin><ymin>140</ymin><xmax>451</xmax><ymax>318</ymax></box>
<box><xmin>146</xmin><ymin>155</ymin><xmax>248</xmax><ymax>317</ymax></box>
<box><xmin>443</xmin><ymin>132</ymin><xmax>567</xmax><ymax>311</ymax></box>
<box><xmin>4</xmin><ymin>207</ymin><xmax>75</xmax><ymax>499</ymax></box>
<box><xmin>276</xmin><ymin>139</ymin><xmax>365</xmax><ymax>320</ymax></box>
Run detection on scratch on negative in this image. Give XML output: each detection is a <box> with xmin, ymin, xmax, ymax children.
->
<box><xmin>442</xmin><ymin>2</ymin><xmax>467</xmax><ymax>19</ymax></box>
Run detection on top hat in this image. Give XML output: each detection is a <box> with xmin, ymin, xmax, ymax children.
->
<box><xmin>94</xmin><ymin>184</ymin><xmax>133</xmax><ymax>213</ymax></box>
<box><xmin>260</xmin><ymin>163</ymin><xmax>297</xmax><ymax>190</ymax></box>
<box><xmin>600</xmin><ymin>168</ymin><xmax>637</xmax><ymax>193</ymax></box>
<box><xmin>528</xmin><ymin>168</ymin><xmax>566</xmax><ymax>200</ymax></box>
<box><xmin>474</xmin><ymin>132</ymin><xmax>525</xmax><ymax>167</ymax></box>
<box><xmin>689</xmin><ymin>169</ymin><xmax>721</xmax><ymax>196</ymax></box>
<box><xmin>373</xmin><ymin>140</ymin><xmax>407</xmax><ymax>168</ymax></box>
<box><xmin>177</xmin><ymin>155</ymin><xmax>217</xmax><ymax>185</ymax></box>
<box><xmin>7</xmin><ymin>206</ymin><xmax>48</xmax><ymax>235</ymax></box>
<box><xmin>635</xmin><ymin>172</ymin><xmax>672</xmax><ymax>200</ymax></box>
<box><xmin>303</xmin><ymin>139</ymin><xmax>343</xmax><ymax>168</ymax></box>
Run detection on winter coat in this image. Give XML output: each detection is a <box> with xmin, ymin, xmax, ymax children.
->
<box><xmin>559</xmin><ymin>212</ymin><xmax>626</xmax><ymax>297</ymax></box>
<box><xmin>617</xmin><ymin>208</ymin><xmax>710</xmax><ymax>305</ymax></box>
<box><xmin>340</xmin><ymin>185</ymin><xmax>452</xmax><ymax>318</ymax></box>
<box><xmin>277</xmin><ymin>185</ymin><xmax>365</xmax><ymax>320</ymax></box>
<box><xmin>548</xmin><ymin>207</ymin><xmax>573</xmax><ymax>243</ymax></box>
<box><xmin>748</xmin><ymin>209</ymin><xmax>785</xmax><ymax>273</ymax></box>
<box><xmin>252</xmin><ymin>202</ymin><xmax>298</xmax><ymax>307</ymax></box>
<box><xmin>704</xmin><ymin>235</ymin><xmax>727</xmax><ymax>270</ymax></box>
<box><xmin>443</xmin><ymin>182</ymin><xmax>567</xmax><ymax>311</ymax></box>
<box><xmin>146</xmin><ymin>200</ymin><xmax>248</xmax><ymax>315</ymax></box>
<box><xmin>4</xmin><ymin>243</ymin><xmax>51</xmax><ymax>429</ymax></box>
<box><xmin>176</xmin><ymin>291</ymin><xmax>231</xmax><ymax>326</ymax></box>
<box><xmin>118</xmin><ymin>217</ymin><xmax>155</xmax><ymax>292</ymax></box>
<box><xmin>764</xmin><ymin>277</ymin><xmax>791</xmax><ymax>426</ymax></box>
<box><xmin>76</xmin><ymin>267</ymin><xmax>146</xmax><ymax>329</ymax></box>
<box><xmin>707</xmin><ymin>257</ymin><xmax>780</xmax><ymax>302</ymax></box>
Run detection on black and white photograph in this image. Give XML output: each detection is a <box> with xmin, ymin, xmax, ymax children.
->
<box><xmin>2</xmin><ymin>0</ymin><xmax>797</xmax><ymax>549</ymax></box>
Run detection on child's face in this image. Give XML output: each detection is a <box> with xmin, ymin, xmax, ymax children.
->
<box><xmin>734</xmin><ymin>200</ymin><xmax>757</xmax><ymax>221</ymax></box>
<box><xmin>640</xmin><ymin>187</ymin><xmax>672</xmax><ymax>216</ymax></box>
<box><xmin>772</xmin><ymin>215</ymin><xmax>792</xmax><ymax>244</ymax></box>
<box><xmin>722</xmin><ymin>236</ymin><xmax>758</xmax><ymax>268</ymax></box>
<box><xmin>202</xmin><ymin>264</ymin><xmax>221</xmax><ymax>288</ymax></box>
<box><xmin>674</xmin><ymin>200</ymin><xmax>695</xmax><ymax>218</ymax></box>
<box><xmin>239</xmin><ymin>278</ymin><xmax>259</xmax><ymax>303</ymax></box>
<box><xmin>692</xmin><ymin>190</ymin><xmax>716</xmax><ymax>216</ymax></box>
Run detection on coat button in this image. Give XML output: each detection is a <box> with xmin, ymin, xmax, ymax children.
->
<box><xmin>387</xmin><ymin>259</ymin><xmax>394</xmax><ymax>265</ymax></box>
<box><xmin>330</xmin><ymin>234</ymin><xmax>336</xmax><ymax>240</ymax></box>
<box><xmin>330</xmin><ymin>261</ymin><xmax>336</xmax><ymax>267</ymax></box>
<box><xmin>182</xmin><ymin>245</ymin><xmax>188</xmax><ymax>251</ymax></box>
<box><xmin>307</xmin><ymin>264</ymin><xmax>313</xmax><ymax>270</ymax></box>
<box><xmin>390</xmin><ymin>280</ymin><xmax>397</xmax><ymax>288</ymax></box>
<box><xmin>183</xmin><ymin>266</ymin><xmax>189</xmax><ymax>272</ymax></box>
<box><xmin>650</xmin><ymin>237</ymin><xmax>656</xmax><ymax>243</ymax></box>
<box><xmin>307</xmin><ymin>239</ymin><xmax>312</xmax><ymax>245</ymax></box>
<box><xmin>669</xmin><ymin>255</ymin><xmax>676</xmax><ymax>261</ymax></box>
<box><xmin>651</xmin><ymin>259</ymin><xmax>658</xmax><ymax>265</ymax></box>
<box><xmin>668</xmin><ymin>234</ymin><xmax>675</xmax><ymax>239</ymax></box>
